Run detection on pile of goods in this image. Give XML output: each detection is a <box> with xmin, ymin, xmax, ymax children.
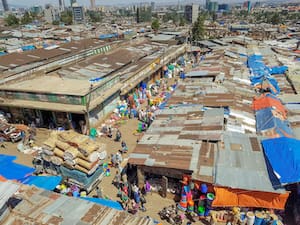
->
<box><xmin>40</xmin><ymin>130</ymin><xmax>107</xmax><ymax>175</ymax></box>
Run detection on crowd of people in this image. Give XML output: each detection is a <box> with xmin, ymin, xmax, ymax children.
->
<box><xmin>115</xmin><ymin>178</ymin><xmax>151</xmax><ymax>214</ymax></box>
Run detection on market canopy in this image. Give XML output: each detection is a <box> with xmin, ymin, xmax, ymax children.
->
<box><xmin>262</xmin><ymin>137</ymin><xmax>300</xmax><ymax>185</ymax></box>
<box><xmin>212</xmin><ymin>187</ymin><xmax>289</xmax><ymax>210</ymax></box>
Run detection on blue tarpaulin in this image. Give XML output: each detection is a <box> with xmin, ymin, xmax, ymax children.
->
<box><xmin>0</xmin><ymin>154</ymin><xmax>35</xmax><ymax>180</ymax></box>
<box><xmin>262</xmin><ymin>137</ymin><xmax>300</xmax><ymax>185</ymax></box>
<box><xmin>247</xmin><ymin>54</ymin><xmax>285</xmax><ymax>95</ymax></box>
<box><xmin>20</xmin><ymin>175</ymin><xmax>62</xmax><ymax>190</ymax></box>
<box><xmin>255</xmin><ymin>108</ymin><xmax>294</xmax><ymax>137</ymax></box>
<box><xmin>21</xmin><ymin>45</ymin><xmax>36</xmax><ymax>51</ymax></box>
<box><xmin>99</xmin><ymin>33</ymin><xmax>118</xmax><ymax>40</ymax></box>
<box><xmin>81</xmin><ymin>197</ymin><xmax>123</xmax><ymax>210</ymax></box>
<box><xmin>270</xmin><ymin>66</ymin><xmax>288</xmax><ymax>75</ymax></box>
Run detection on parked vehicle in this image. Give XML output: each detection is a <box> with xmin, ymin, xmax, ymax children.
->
<box><xmin>0</xmin><ymin>123</ymin><xmax>22</xmax><ymax>143</ymax></box>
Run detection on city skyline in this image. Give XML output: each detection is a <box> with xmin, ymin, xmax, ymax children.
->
<box><xmin>4</xmin><ymin>0</ymin><xmax>255</xmax><ymax>7</ymax></box>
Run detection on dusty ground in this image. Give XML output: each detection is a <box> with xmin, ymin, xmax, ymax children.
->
<box><xmin>0</xmin><ymin>78</ymin><xmax>212</xmax><ymax>225</ymax></box>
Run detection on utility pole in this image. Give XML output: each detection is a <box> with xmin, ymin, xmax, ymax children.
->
<box><xmin>85</xmin><ymin>84</ymin><xmax>93</xmax><ymax>134</ymax></box>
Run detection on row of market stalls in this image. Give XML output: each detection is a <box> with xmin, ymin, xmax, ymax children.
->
<box><xmin>128</xmin><ymin>42</ymin><xmax>299</xmax><ymax>223</ymax></box>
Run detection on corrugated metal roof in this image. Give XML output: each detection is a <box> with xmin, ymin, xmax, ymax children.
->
<box><xmin>129</xmin><ymin>107</ymin><xmax>222</xmax><ymax>182</ymax></box>
<box><xmin>214</xmin><ymin>131</ymin><xmax>285</xmax><ymax>193</ymax></box>
<box><xmin>1</xmin><ymin>184</ymin><xmax>157</xmax><ymax>225</ymax></box>
<box><xmin>0</xmin><ymin>181</ymin><xmax>20</xmax><ymax>209</ymax></box>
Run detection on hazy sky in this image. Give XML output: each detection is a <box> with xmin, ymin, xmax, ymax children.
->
<box><xmin>7</xmin><ymin>0</ymin><xmax>239</xmax><ymax>7</ymax></box>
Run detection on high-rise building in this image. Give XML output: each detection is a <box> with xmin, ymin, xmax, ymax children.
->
<box><xmin>44</xmin><ymin>4</ymin><xmax>60</xmax><ymax>23</ymax></box>
<box><xmin>218</xmin><ymin>4</ymin><xmax>229</xmax><ymax>12</ymax></box>
<box><xmin>184</xmin><ymin>4</ymin><xmax>198</xmax><ymax>24</ymax></box>
<box><xmin>136</xmin><ymin>5</ymin><xmax>151</xmax><ymax>23</ymax></box>
<box><xmin>70</xmin><ymin>0</ymin><xmax>76</xmax><ymax>7</ymax></box>
<box><xmin>90</xmin><ymin>0</ymin><xmax>95</xmax><ymax>10</ymax></box>
<box><xmin>151</xmin><ymin>2</ymin><xmax>155</xmax><ymax>11</ymax></box>
<box><xmin>243</xmin><ymin>1</ymin><xmax>251</xmax><ymax>12</ymax></box>
<box><xmin>1</xmin><ymin>0</ymin><xmax>9</xmax><ymax>11</ymax></box>
<box><xmin>58</xmin><ymin>0</ymin><xmax>65</xmax><ymax>11</ymax></box>
<box><xmin>72</xmin><ymin>5</ymin><xmax>84</xmax><ymax>23</ymax></box>
<box><xmin>205</xmin><ymin>0</ymin><xmax>210</xmax><ymax>10</ymax></box>
<box><xmin>208</xmin><ymin>1</ymin><xmax>218</xmax><ymax>12</ymax></box>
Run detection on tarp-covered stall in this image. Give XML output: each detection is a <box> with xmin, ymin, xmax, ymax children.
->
<box><xmin>212</xmin><ymin>187</ymin><xmax>289</xmax><ymax>210</ymax></box>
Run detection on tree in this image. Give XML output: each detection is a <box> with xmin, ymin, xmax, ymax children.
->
<box><xmin>87</xmin><ymin>10</ymin><xmax>102</xmax><ymax>23</ymax></box>
<box><xmin>21</xmin><ymin>11</ymin><xmax>33</xmax><ymax>24</ymax></box>
<box><xmin>270</xmin><ymin>12</ymin><xmax>281</xmax><ymax>25</ymax></box>
<box><xmin>52</xmin><ymin>20</ymin><xmax>59</xmax><ymax>25</ymax></box>
<box><xmin>151</xmin><ymin>19</ymin><xmax>160</xmax><ymax>33</ymax></box>
<box><xmin>179</xmin><ymin>16</ymin><xmax>185</xmax><ymax>26</ymax></box>
<box><xmin>4</xmin><ymin>14</ymin><xmax>19</xmax><ymax>26</ymax></box>
<box><xmin>60</xmin><ymin>10</ymin><xmax>73</xmax><ymax>25</ymax></box>
<box><xmin>192</xmin><ymin>14</ymin><xmax>206</xmax><ymax>41</ymax></box>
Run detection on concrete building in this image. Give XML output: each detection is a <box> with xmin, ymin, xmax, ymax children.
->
<box><xmin>58</xmin><ymin>0</ymin><xmax>65</xmax><ymax>11</ymax></box>
<box><xmin>184</xmin><ymin>4</ymin><xmax>198</xmax><ymax>24</ymax></box>
<box><xmin>44</xmin><ymin>5</ymin><xmax>60</xmax><ymax>24</ymax></box>
<box><xmin>72</xmin><ymin>5</ymin><xmax>84</xmax><ymax>23</ymax></box>
<box><xmin>70</xmin><ymin>0</ymin><xmax>76</xmax><ymax>7</ymax></box>
<box><xmin>1</xmin><ymin>0</ymin><xmax>8</xmax><ymax>11</ymax></box>
<box><xmin>90</xmin><ymin>0</ymin><xmax>96</xmax><ymax>10</ymax></box>
<box><xmin>136</xmin><ymin>5</ymin><xmax>152</xmax><ymax>23</ymax></box>
<box><xmin>208</xmin><ymin>1</ymin><xmax>218</xmax><ymax>12</ymax></box>
<box><xmin>0</xmin><ymin>38</ymin><xmax>186</xmax><ymax>131</ymax></box>
<box><xmin>218</xmin><ymin>3</ymin><xmax>230</xmax><ymax>11</ymax></box>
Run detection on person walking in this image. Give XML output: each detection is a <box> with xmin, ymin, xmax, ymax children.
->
<box><xmin>120</xmin><ymin>141</ymin><xmax>128</xmax><ymax>154</ymax></box>
<box><xmin>113</xmin><ymin>170</ymin><xmax>121</xmax><ymax>188</ymax></box>
<box><xmin>115</xmin><ymin>129</ymin><xmax>122</xmax><ymax>142</ymax></box>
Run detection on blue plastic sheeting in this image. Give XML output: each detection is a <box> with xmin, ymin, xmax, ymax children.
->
<box><xmin>255</xmin><ymin>108</ymin><xmax>294</xmax><ymax>137</ymax></box>
<box><xmin>0</xmin><ymin>52</ymin><xmax>7</xmax><ymax>56</ymax></box>
<box><xmin>81</xmin><ymin>197</ymin><xmax>123</xmax><ymax>210</ymax></box>
<box><xmin>270</xmin><ymin>66</ymin><xmax>288</xmax><ymax>75</ymax></box>
<box><xmin>158</xmin><ymin>92</ymin><xmax>172</xmax><ymax>110</ymax></box>
<box><xmin>247</xmin><ymin>54</ymin><xmax>284</xmax><ymax>95</ymax></box>
<box><xmin>99</xmin><ymin>33</ymin><xmax>118</xmax><ymax>39</ymax></box>
<box><xmin>0</xmin><ymin>154</ymin><xmax>35</xmax><ymax>180</ymax></box>
<box><xmin>262</xmin><ymin>137</ymin><xmax>300</xmax><ymax>185</ymax></box>
<box><xmin>21</xmin><ymin>45</ymin><xmax>36</xmax><ymax>51</ymax></box>
<box><xmin>89</xmin><ymin>77</ymin><xmax>103</xmax><ymax>83</ymax></box>
<box><xmin>20</xmin><ymin>175</ymin><xmax>62</xmax><ymax>190</ymax></box>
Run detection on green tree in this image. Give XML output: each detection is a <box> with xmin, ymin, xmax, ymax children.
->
<box><xmin>270</xmin><ymin>12</ymin><xmax>281</xmax><ymax>25</ymax></box>
<box><xmin>151</xmin><ymin>19</ymin><xmax>160</xmax><ymax>33</ymax></box>
<box><xmin>4</xmin><ymin>14</ymin><xmax>19</xmax><ymax>26</ymax></box>
<box><xmin>60</xmin><ymin>10</ymin><xmax>73</xmax><ymax>25</ymax></box>
<box><xmin>179</xmin><ymin>16</ymin><xmax>185</xmax><ymax>26</ymax></box>
<box><xmin>52</xmin><ymin>20</ymin><xmax>59</xmax><ymax>25</ymax></box>
<box><xmin>21</xmin><ymin>11</ymin><xmax>33</xmax><ymax>24</ymax></box>
<box><xmin>87</xmin><ymin>10</ymin><xmax>102</xmax><ymax>23</ymax></box>
<box><xmin>192</xmin><ymin>14</ymin><xmax>206</xmax><ymax>41</ymax></box>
